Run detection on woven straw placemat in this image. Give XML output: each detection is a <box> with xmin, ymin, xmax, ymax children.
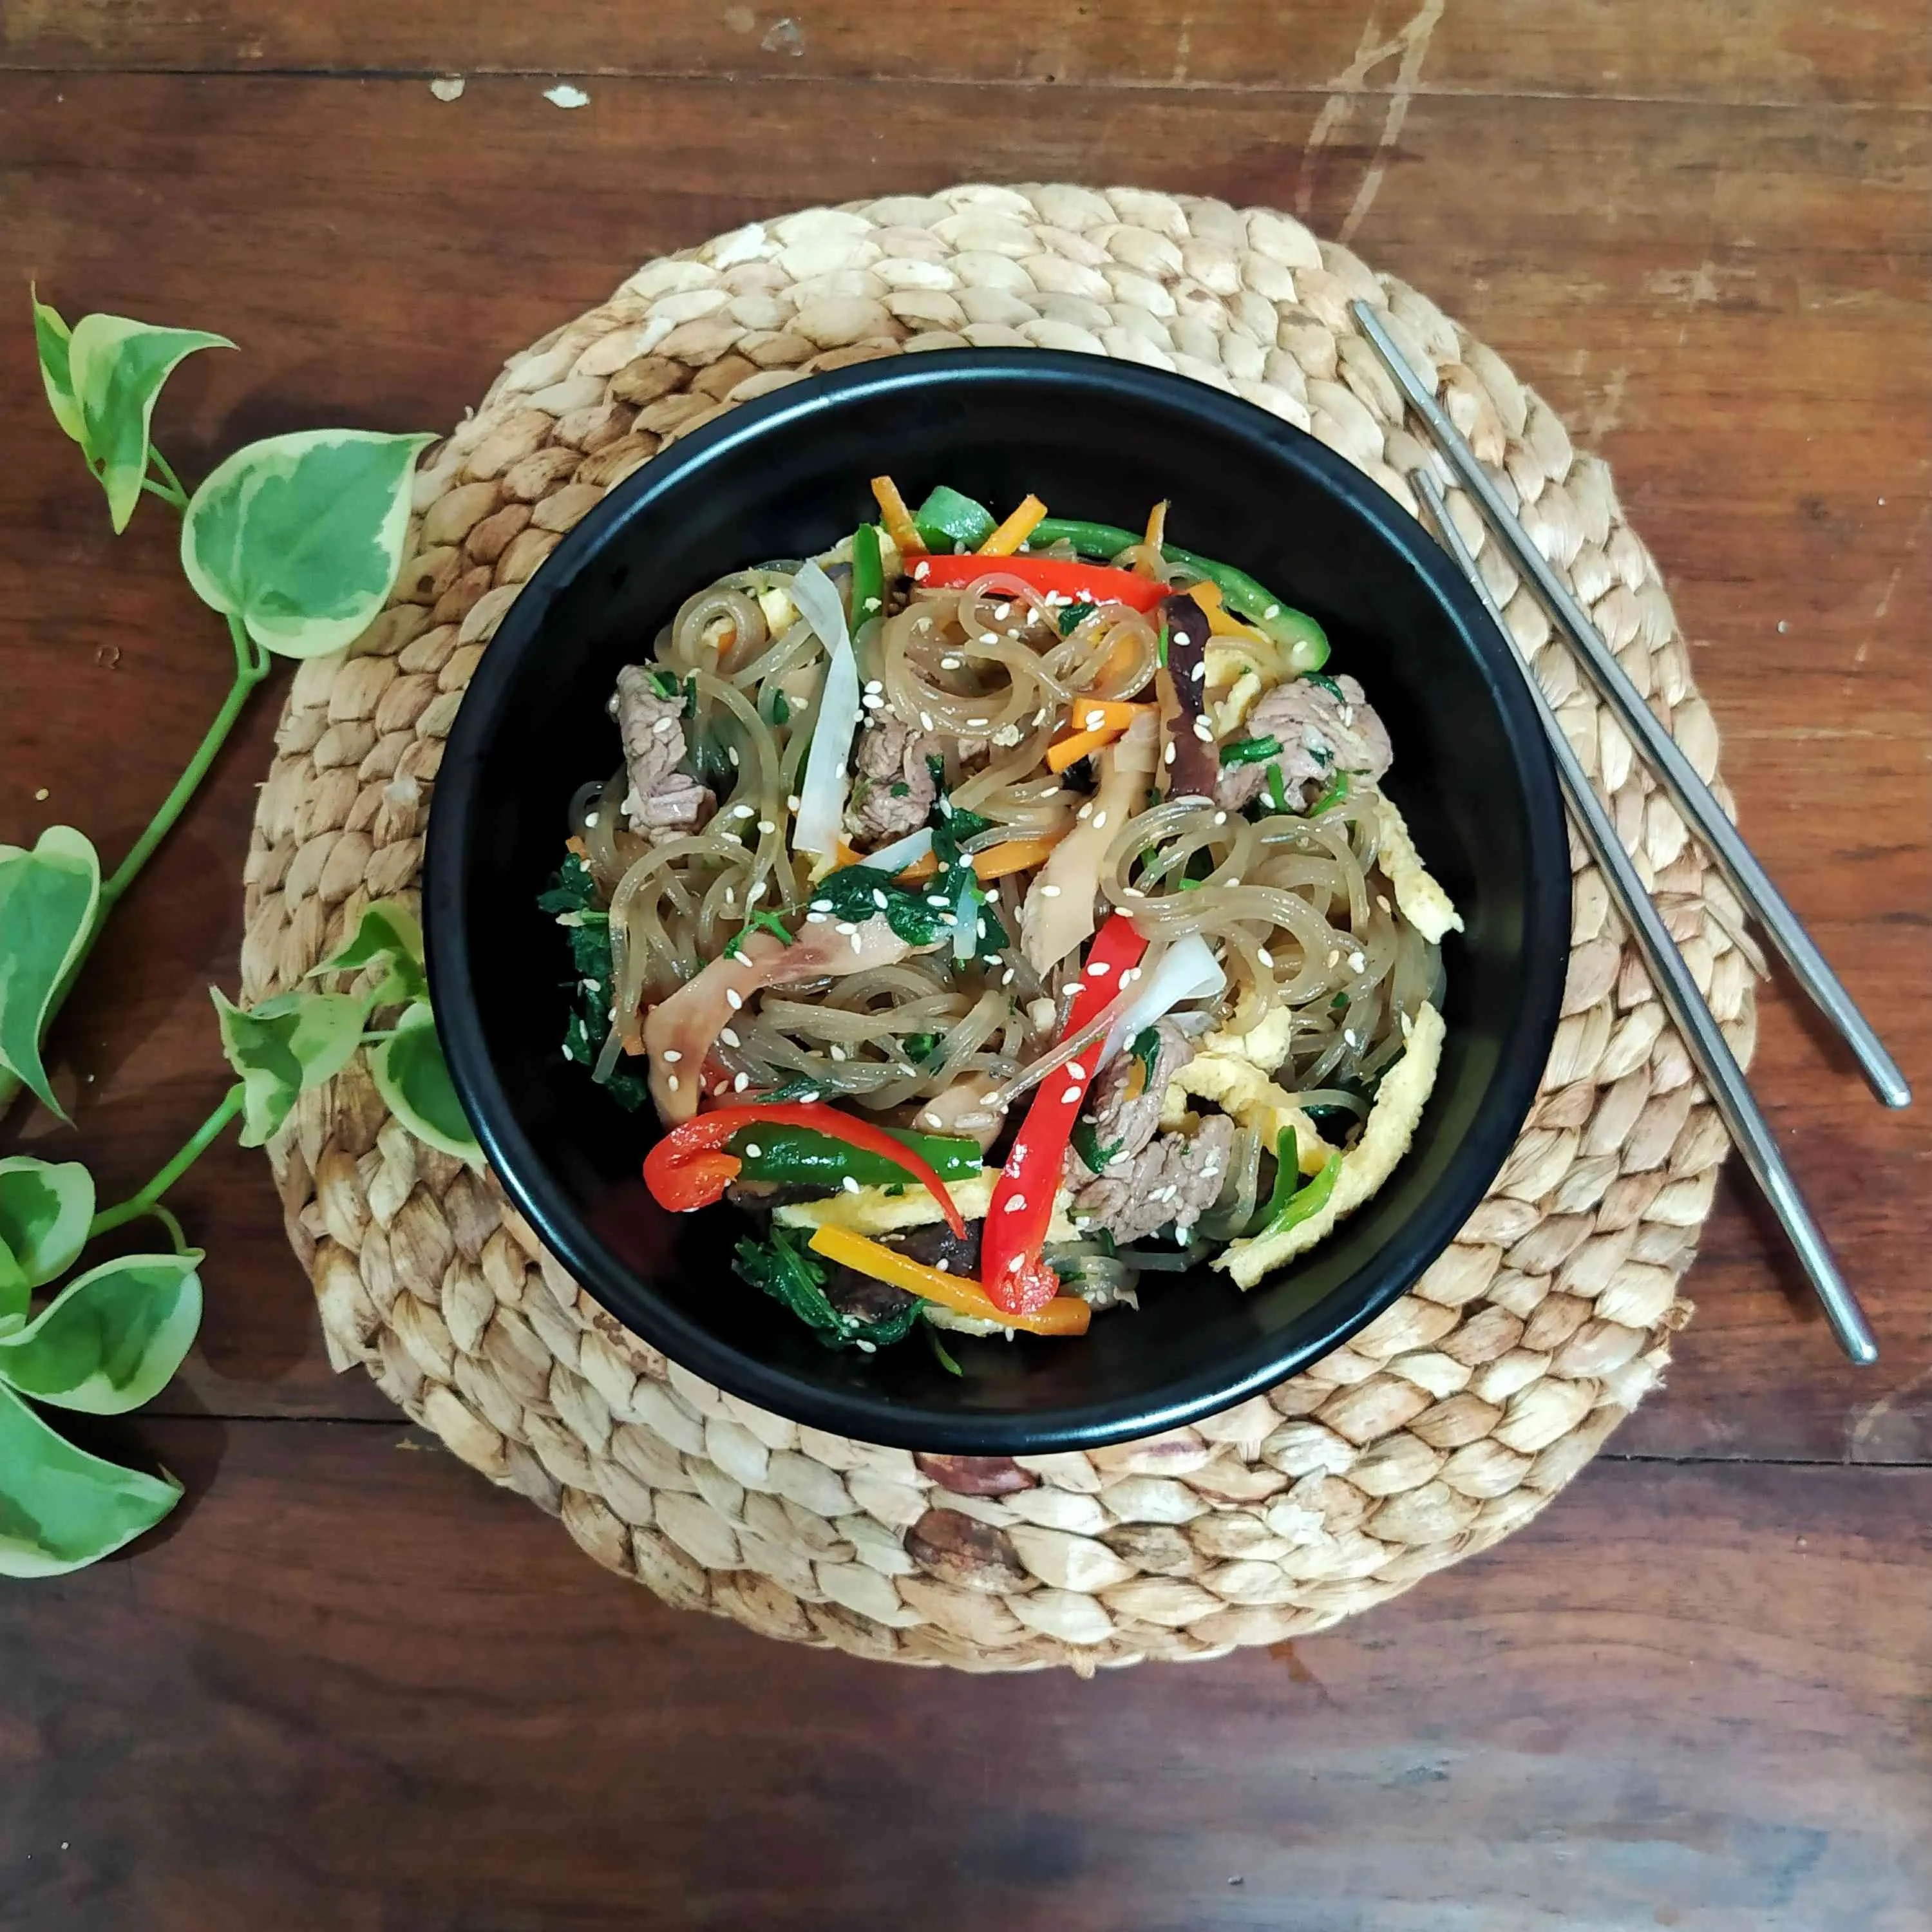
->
<box><xmin>241</xmin><ymin>185</ymin><xmax>1756</xmax><ymax>1672</ymax></box>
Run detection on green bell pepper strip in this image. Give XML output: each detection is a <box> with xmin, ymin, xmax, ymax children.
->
<box><xmin>912</xmin><ymin>485</ymin><xmax>998</xmax><ymax>552</ymax></box>
<box><xmin>1026</xmin><ymin>516</ymin><xmax>1329</xmax><ymax>672</ymax></box>
<box><xmin>849</xmin><ymin>521</ymin><xmax>885</xmax><ymax>630</ymax></box>
<box><xmin>1243</xmin><ymin>1128</ymin><xmax>1345</xmax><ymax>1240</ymax></box>
<box><xmin>725</xmin><ymin>1121</ymin><xmax>983</xmax><ymax>1191</ymax></box>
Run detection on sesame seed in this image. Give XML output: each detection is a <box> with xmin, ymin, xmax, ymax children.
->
<box><xmin>806</xmin><ymin>911</ymin><xmax>828</xmax><ymax>923</ymax></box>
<box><xmin>734</xmin><ymin>804</ymin><xmax>756</xmax><ymax>819</ymax></box>
<box><xmin>830</xmin><ymin>1045</ymin><xmax>847</xmax><ymax>1061</ymax></box>
<box><xmin>661</xmin><ymin>1049</ymin><xmax>682</xmax><ymax>1063</ymax></box>
<box><xmin>851</xmin><ymin>932</ymin><xmax>864</xmax><ymax>952</ymax></box>
<box><xmin>920</xmin><ymin>1110</ymin><xmax>942</xmax><ymax>1127</ymax></box>
<box><xmin>1040</xmin><ymin>786</ymin><xmax>1061</xmax><ymax>799</ymax></box>
<box><xmin>1193</xmin><ymin>719</ymin><xmax>1213</xmax><ymax>741</ymax></box>
<box><xmin>1083</xmin><ymin>709</ymin><xmax>1105</xmax><ymax>730</ymax></box>
<box><xmin>746</xmin><ymin>881</ymin><xmax>766</xmax><ymax>903</ymax></box>
<box><xmin>728</xmin><ymin>746</ymin><xmax>741</xmax><ymax>766</ymax></box>
<box><xmin>743</xmin><ymin>1142</ymin><xmax>761</xmax><ymax>1159</ymax></box>
<box><xmin>811</xmin><ymin>898</ymin><xmax>833</xmax><ymax>913</ymax></box>
<box><xmin>864</xmin><ymin>679</ymin><xmax>883</xmax><ymax>694</ymax></box>
<box><xmin>837</xmin><ymin>921</ymin><xmax>857</xmax><ymax>935</ymax></box>
<box><xmin>734</xmin><ymin>1072</ymin><xmax>751</xmax><ymax>1092</ymax></box>
<box><xmin>1077</xmin><ymin>802</ymin><xmax>1094</xmax><ymax>821</ymax></box>
<box><xmin>942</xmin><ymin>656</ymin><xmax>961</xmax><ymax>670</ymax></box>
<box><xmin>979</xmin><ymin>632</ymin><xmax>999</xmax><ymax>645</ymax></box>
<box><xmin>1164</xmin><ymin>742</ymin><xmax>1177</xmax><ymax>766</ymax></box>
<box><xmin>1214</xmin><ymin>811</ymin><xmax>1227</xmax><ymax>826</ymax></box>
<box><xmin>1376</xmin><ymin>895</ymin><xmax>1392</xmax><ymax>911</ymax></box>
<box><xmin>864</xmin><ymin>596</ymin><xmax>882</xmax><ymax>612</ymax></box>
<box><xmin>725</xmin><ymin>988</ymin><xmax>744</xmax><ymax>1009</ymax></box>
<box><xmin>1001</xmin><ymin>967</ymin><xmax>1016</xmax><ymax>985</ymax></box>
<box><xmin>1349</xmin><ymin>951</ymin><xmax>1366</xmax><ymax>972</ymax></box>
<box><xmin>872</xmin><ymin>889</ymin><xmax>890</xmax><ymax>909</ymax></box>
<box><xmin>667</xmin><ymin>1074</ymin><xmax>680</xmax><ymax>1092</ymax></box>
<box><xmin>862</xmin><ymin>694</ymin><xmax>884</xmax><ymax>710</ymax></box>
<box><xmin>927</xmin><ymin>894</ymin><xmax>951</xmax><ymax>909</ymax></box>
<box><xmin>798</xmin><ymin>1091</ymin><xmax>820</xmax><ymax>1103</ymax></box>
<box><xmin>583</xmin><ymin>810</ymin><xmax>599</xmax><ymax>828</ymax></box>
<box><xmin>993</xmin><ymin>603</ymin><xmax>1011</xmax><ymax>620</ymax></box>
<box><xmin>1039</xmin><ymin>884</ymin><xmax>1061</xmax><ymax>898</ymax></box>
<box><xmin>1066</xmin><ymin>1062</ymin><xmax>1086</xmax><ymax>1080</ymax></box>
<box><xmin>1121</xmin><ymin>967</ymin><xmax>1141</xmax><ymax>985</ymax></box>
<box><xmin>562</xmin><ymin>1044</ymin><xmax>574</xmax><ymax>1061</ymax></box>
<box><xmin>721</xmin><ymin>1027</ymin><xmax>740</xmax><ymax>1048</ymax></box>
<box><xmin>724</xmin><ymin>888</ymin><xmax>736</xmax><ymax>906</ymax></box>
<box><xmin>1094</xmin><ymin>811</ymin><xmax>1108</xmax><ymax>829</ymax></box>
<box><xmin>966</xmin><ymin>716</ymin><xmax>989</xmax><ymax>729</ymax></box>
<box><xmin>1120</xmin><ymin>886</ymin><xmax>1144</xmax><ymax>899</ymax></box>
<box><xmin>788</xmin><ymin>795</ymin><xmax>802</xmax><ymax>812</ymax></box>
<box><xmin>914</xmin><ymin>562</ymin><xmax>930</xmax><ymax>579</ymax></box>
<box><xmin>1003</xmin><ymin>1195</ymin><xmax>1028</xmax><ymax>1214</ymax></box>
<box><xmin>1059</xmin><ymin>1085</ymin><xmax>1083</xmax><ymax>1104</ymax></box>
<box><xmin>1192</xmin><ymin>663</ymin><xmax>1206</xmax><ymax>681</ymax></box>
<box><xmin>1085</xmin><ymin>961</ymin><xmax>1109</xmax><ymax>978</ymax></box>
<box><xmin>842</xmin><ymin>1176</ymin><xmax>862</xmax><ymax>1194</ymax></box>
<box><xmin>652</xmin><ymin>717</ymin><xmax>675</xmax><ymax>735</ymax></box>
<box><xmin>935</xmin><ymin>1258</ymin><xmax>951</xmax><ymax>1272</ymax></box>
<box><xmin>1258</xmin><ymin>947</ymin><xmax>1275</xmax><ymax>967</ymax></box>
<box><xmin>919</xmin><ymin>712</ymin><xmax>936</xmax><ymax>731</ymax></box>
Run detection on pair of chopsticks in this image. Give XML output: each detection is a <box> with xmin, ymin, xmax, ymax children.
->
<box><xmin>1352</xmin><ymin>299</ymin><xmax>1909</xmax><ymax>1365</ymax></box>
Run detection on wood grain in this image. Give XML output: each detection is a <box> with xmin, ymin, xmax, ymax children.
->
<box><xmin>4</xmin><ymin>0</ymin><xmax>1926</xmax><ymax>107</ymax></box>
<box><xmin>3</xmin><ymin>70</ymin><xmax>1926</xmax><ymax>1448</ymax></box>
<box><xmin>2</xmin><ymin>1419</ymin><xmax>1928</xmax><ymax>1931</ymax></box>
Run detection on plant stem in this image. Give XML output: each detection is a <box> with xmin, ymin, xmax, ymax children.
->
<box><xmin>147</xmin><ymin>448</ymin><xmax>190</xmax><ymax>508</ymax></box>
<box><xmin>102</xmin><ymin>619</ymin><xmax>267</xmax><ymax>908</ymax></box>
<box><xmin>86</xmin><ymin>1084</ymin><xmax>244</xmax><ymax>1242</ymax></box>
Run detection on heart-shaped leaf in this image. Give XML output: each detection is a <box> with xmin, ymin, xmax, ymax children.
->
<box><xmin>181</xmin><ymin>428</ymin><xmax>433</xmax><ymax>659</ymax></box>
<box><xmin>0</xmin><ymin>1157</ymin><xmax>95</xmax><ymax>1299</ymax></box>
<box><xmin>0</xmin><ymin>1380</ymin><xmax>182</xmax><ymax>1577</ymax></box>
<box><xmin>31</xmin><ymin>288</ymin><xmax>83</xmax><ymax>445</ymax></box>
<box><xmin>212</xmin><ymin>986</ymin><xmax>370</xmax><ymax>1148</ymax></box>
<box><xmin>66</xmin><ymin>313</ymin><xmax>232</xmax><ymax>533</ymax></box>
<box><xmin>0</xmin><ymin>1251</ymin><xmax>202</xmax><ymax>1416</ymax></box>
<box><xmin>311</xmin><ymin>898</ymin><xmax>428</xmax><ymax>1005</ymax></box>
<box><xmin>0</xmin><ymin>826</ymin><xmax>102</xmax><ymax>1122</ymax></box>
<box><xmin>369</xmin><ymin>1001</ymin><xmax>480</xmax><ymax>1163</ymax></box>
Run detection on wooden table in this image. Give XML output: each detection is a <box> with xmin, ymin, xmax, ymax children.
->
<box><xmin>3</xmin><ymin>4</ymin><xmax>1927</xmax><ymax>1926</ymax></box>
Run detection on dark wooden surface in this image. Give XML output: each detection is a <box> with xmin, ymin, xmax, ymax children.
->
<box><xmin>1</xmin><ymin>4</ymin><xmax>1927</xmax><ymax>1925</ymax></box>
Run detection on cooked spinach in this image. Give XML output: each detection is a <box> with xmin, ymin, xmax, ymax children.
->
<box><xmin>732</xmin><ymin>1226</ymin><xmax>923</xmax><ymax>1350</ymax></box>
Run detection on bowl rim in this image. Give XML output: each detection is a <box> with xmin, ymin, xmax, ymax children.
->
<box><xmin>425</xmin><ymin>348</ymin><xmax>1570</xmax><ymax>1452</ymax></box>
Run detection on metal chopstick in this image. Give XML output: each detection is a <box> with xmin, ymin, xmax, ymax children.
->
<box><xmin>1353</xmin><ymin>299</ymin><xmax>1911</xmax><ymax>1112</ymax></box>
<box><xmin>1411</xmin><ymin>466</ymin><xmax>1878</xmax><ymax>1364</ymax></box>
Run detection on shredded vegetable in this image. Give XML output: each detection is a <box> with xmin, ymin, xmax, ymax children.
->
<box><xmin>806</xmin><ymin>1225</ymin><xmax>1092</xmax><ymax>1335</ymax></box>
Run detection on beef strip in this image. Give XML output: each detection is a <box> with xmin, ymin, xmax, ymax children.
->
<box><xmin>1216</xmin><ymin>674</ymin><xmax>1392</xmax><ymax>811</ymax></box>
<box><xmin>614</xmin><ymin>665</ymin><xmax>715</xmax><ymax>839</ymax></box>
<box><xmin>848</xmin><ymin>714</ymin><xmax>939</xmax><ymax>848</ymax></box>
<box><xmin>1063</xmin><ymin>1019</ymin><xmax>1195</xmax><ymax>1189</ymax></box>
<box><xmin>1067</xmin><ymin>1113</ymin><xmax>1237</xmax><ymax>1245</ymax></box>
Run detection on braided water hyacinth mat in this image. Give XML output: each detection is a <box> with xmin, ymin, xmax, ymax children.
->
<box><xmin>241</xmin><ymin>184</ymin><xmax>1757</xmax><ymax>1673</ymax></box>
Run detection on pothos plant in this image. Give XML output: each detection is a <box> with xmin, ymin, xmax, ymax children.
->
<box><xmin>1</xmin><ymin>296</ymin><xmax>479</xmax><ymax>1577</ymax></box>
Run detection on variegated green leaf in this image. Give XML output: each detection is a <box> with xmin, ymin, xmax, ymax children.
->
<box><xmin>0</xmin><ymin>1251</ymin><xmax>202</xmax><ymax>1416</ymax></box>
<box><xmin>66</xmin><ymin>313</ymin><xmax>232</xmax><ymax>533</ymax></box>
<box><xmin>0</xmin><ymin>1380</ymin><xmax>182</xmax><ymax>1577</ymax></box>
<box><xmin>30</xmin><ymin>288</ymin><xmax>82</xmax><ymax>445</ymax></box>
<box><xmin>180</xmin><ymin>428</ymin><xmax>433</xmax><ymax>659</ymax></box>
<box><xmin>0</xmin><ymin>827</ymin><xmax>101</xmax><ymax>1122</ymax></box>
<box><xmin>310</xmin><ymin>898</ymin><xmax>428</xmax><ymax>1005</ymax></box>
<box><xmin>369</xmin><ymin>1001</ymin><xmax>480</xmax><ymax>1163</ymax></box>
<box><xmin>211</xmin><ymin>986</ymin><xmax>369</xmax><ymax>1148</ymax></box>
<box><xmin>0</xmin><ymin>1158</ymin><xmax>95</xmax><ymax>1302</ymax></box>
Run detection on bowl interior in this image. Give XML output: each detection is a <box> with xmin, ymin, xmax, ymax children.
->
<box><xmin>426</xmin><ymin>352</ymin><xmax>1567</xmax><ymax>1452</ymax></box>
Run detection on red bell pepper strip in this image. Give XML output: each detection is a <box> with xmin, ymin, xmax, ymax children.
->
<box><xmin>644</xmin><ymin>1102</ymin><xmax>967</xmax><ymax>1235</ymax></box>
<box><xmin>907</xmin><ymin>553</ymin><xmax>1168</xmax><ymax>613</ymax></box>
<box><xmin>979</xmin><ymin>912</ymin><xmax>1150</xmax><ymax>1314</ymax></box>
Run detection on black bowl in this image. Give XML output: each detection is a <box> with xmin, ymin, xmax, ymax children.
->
<box><xmin>426</xmin><ymin>350</ymin><xmax>1567</xmax><ymax>1454</ymax></box>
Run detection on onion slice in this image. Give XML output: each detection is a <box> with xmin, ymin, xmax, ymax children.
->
<box><xmin>865</xmin><ymin>825</ymin><xmax>934</xmax><ymax>875</ymax></box>
<box><xmin>1100</xmin><ymin>932</ymin><xmax>1226</xmax><ymax>1064</ymax></box>
<box><xmin>789</xmin><ymin>560</ymin><xmax>860</xmax><ymax>857</ymax></box>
